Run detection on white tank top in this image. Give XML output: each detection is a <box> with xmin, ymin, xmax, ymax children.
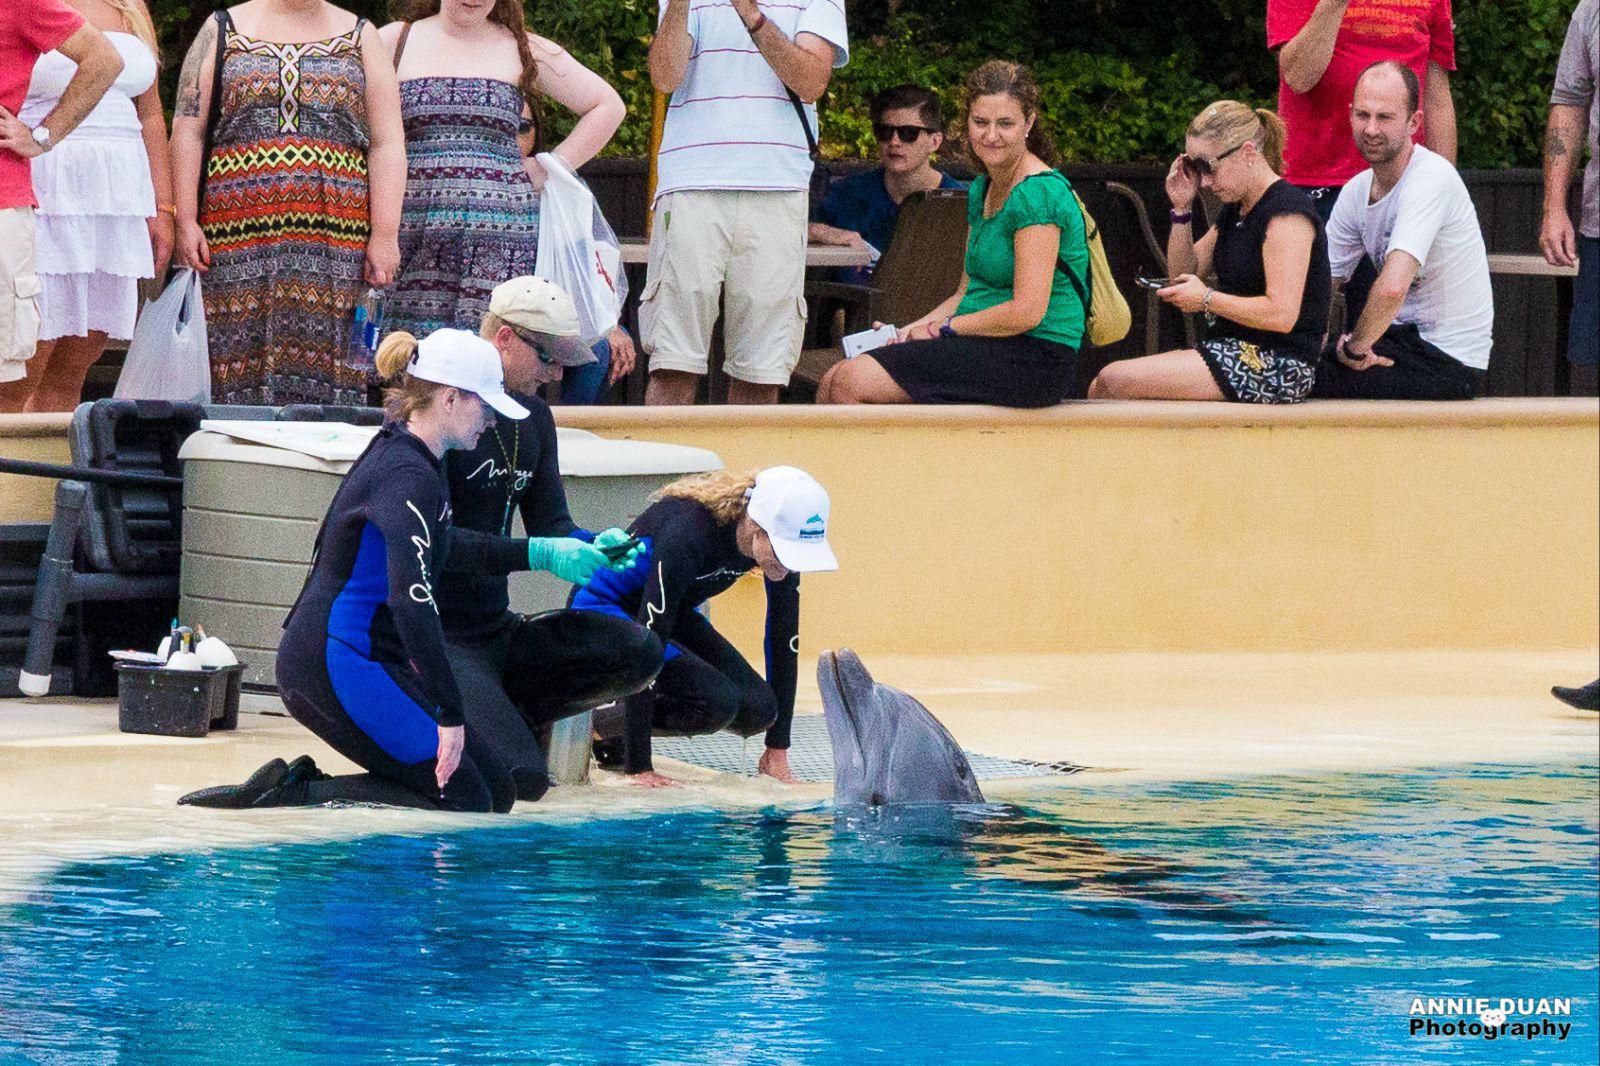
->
<box><xmin>20</xmin><ymin>32</ymin><xmax>158</xmax><ymax>135</ymax></box>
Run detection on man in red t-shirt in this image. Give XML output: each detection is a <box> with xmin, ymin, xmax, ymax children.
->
<box><xmin>1267</xmin><ymin>0</ymin><xmax>1457</xmax><ymax>218</ymax></box>
<box><xmin>0</xmin><ymin>0</ymin><xmax>121</xmax><ymax>382</ymax></box>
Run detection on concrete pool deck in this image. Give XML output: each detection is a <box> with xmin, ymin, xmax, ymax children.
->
<box><xmin>2</xmin><ymin>649</ymin><xmax>1594</xmax><ymax>894</ymax></box>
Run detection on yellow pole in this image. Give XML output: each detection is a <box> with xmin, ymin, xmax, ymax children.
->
<box><xmin>646</xmin><ymin>91</ymin><xmax>667</xmax><ymax>238</ymax></box>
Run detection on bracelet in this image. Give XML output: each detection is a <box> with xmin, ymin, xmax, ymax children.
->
<box><xmin>745</xmin><ymin>11</ymin><xmax>767</xmax><ymax>34</ymax></box>
<box><xmin>938</xmin><ymin>316</ymin><xmax>958</xmax><ymax>339</ymax></box>
<box><xmin>1169</xmin><ymin>209</ymin><xmax>1193</xmax><ymax>224</ymax></box>
<box><xmin>1202</xmin><ymin>287</ymin><xmax>1216</xmax><ymax>325</ymax></box>
<box><xmin>156</xmin><ymin>204</ymin><xmax>176</xmax><ymax>216</ymax></box>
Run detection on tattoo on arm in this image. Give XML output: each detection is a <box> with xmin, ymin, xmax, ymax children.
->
<box><xmin>1546</xmin><ymin>129</ymin><xmax>1569</xmax><ymax>158</ymax></box>
<box><xmin>175</xmin><ymin>20</ymin><xmax>216</xmax><ymax>119</ymax></box>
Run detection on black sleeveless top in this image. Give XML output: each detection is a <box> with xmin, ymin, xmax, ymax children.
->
<box><xmin>1207</xmin><ymin>180</ymin><xmax>1330</xmax><ymax>364</ymax></box>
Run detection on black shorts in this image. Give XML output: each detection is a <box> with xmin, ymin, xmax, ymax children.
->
<box><xmin>872</xmin><ymin>333</ymin><xmax>1077</xmax><ymax>407</ymax></box>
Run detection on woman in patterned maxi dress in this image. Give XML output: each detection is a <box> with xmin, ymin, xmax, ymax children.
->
<box><xmin>377</xmin><ymin>0</ymin><xmax>626</xmax><ymax>352</ymax></box>
<box><xmin>169</xmin><ymin>1</ymin><xmax>405</xmax><ymax>406</ymax></box>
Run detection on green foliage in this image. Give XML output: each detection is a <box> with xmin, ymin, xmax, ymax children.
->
<box><xmin>1452</xmin><ymin>0</ymin><xmax>1575</xmax><ymax>169</ymax></box>
<box><xmin>144</xmin><ymin>0</ymin><xmax>1573</xmax><ymax>168</ymax></box>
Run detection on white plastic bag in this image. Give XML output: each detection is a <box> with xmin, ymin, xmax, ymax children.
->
<box><xmin>115</xmin><ymin>268</ymin><xmax>211</xmax><ymax>404</ymax></box>
<box><xmin>534</xmin><ymin>152</ymin><xmax>627</xmax><ymax>343</ymax></box>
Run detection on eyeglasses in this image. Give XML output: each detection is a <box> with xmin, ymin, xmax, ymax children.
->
<box><xmin>873</xmin><ymin>123</ymin><xmax>936</xmax><ymax>144</ymax></box>
<box><xmin>509</xmin><ymin>324</ymin><xmax>557</xmax><ymax>366</ymax></box>
<box><xmin>1182</xmin><ymin>141</ymin><xmax>1246</xmax><ymax>178</ymax></box>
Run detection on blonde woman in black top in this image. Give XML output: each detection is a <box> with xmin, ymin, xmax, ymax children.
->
<box><xmin>1089</xmin><ymin>101</ymin><xmax>1330</xmax><ymax>405</ymax></box>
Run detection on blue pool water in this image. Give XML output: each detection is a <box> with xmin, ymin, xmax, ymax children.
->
<box><xmin>1</xmin><ymin>762</ymin><xmax>1595</xmax><ymax>1064</ymax></box>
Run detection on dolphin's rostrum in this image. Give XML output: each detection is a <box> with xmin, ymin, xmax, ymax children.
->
<box><xmin>819</xmin><ymin>648</ymin><xmax>984</xmax><ymax>806</ymax></box>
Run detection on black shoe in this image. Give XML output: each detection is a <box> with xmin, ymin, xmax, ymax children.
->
<box><xmin>1551</xmin><ymin>679</ymin><xmax>1600</xmax><ymax>711</ymax></box>
<box><xmin>253</xmin><ymin>754</ymin><xmax>331</xmax><ymax>807</ymax></box>
<box><xmin>283</xmin><ymin>754</ymin><xmax>330</xmax><ymax>785</ymax></box>
<box><xmin>178</xmin><ymin>758</ymin><xmax>289</xmax><ymax>808</ymax></box>
<box><xmin>592</xmin><ymin>736</ymin><xmax>625</xmax><ymax>770</ymax></box>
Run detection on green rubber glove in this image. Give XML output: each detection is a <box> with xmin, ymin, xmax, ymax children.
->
<box><xmin>527</xmin><ymin>537</ymin><xmax>608</xmax><ymax>587</ymax></box>
<box><xmin>593</xmin><ymin>526</ymin><xmax>646</xmax><ymax>570</ymax></box>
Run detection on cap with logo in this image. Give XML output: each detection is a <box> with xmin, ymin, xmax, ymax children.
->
<box><xmin>488</xmin><ymin>276</ymin><xmax>595</xmax><ymax>367</ymax></box>
<box><xmin>746</xmin><ymin>466</ymin><xmax>837</xmax><ymax>573</ymax></box>
<box><xmin>409</xmin><ymin>328</ymin><xmax>530</xmax><ymax>420</ymax></box>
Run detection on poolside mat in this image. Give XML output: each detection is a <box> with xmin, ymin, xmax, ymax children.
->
<box><xmin>652</xmin><ymin>714</ymin><xmax>1086</xmax><ymax>784</ymax></box>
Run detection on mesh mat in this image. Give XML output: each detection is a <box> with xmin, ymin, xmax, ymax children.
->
<box><xmin>652</xmin><ymin>714</ymin><xmax>1087</xmax><ymax>783</ymax></box>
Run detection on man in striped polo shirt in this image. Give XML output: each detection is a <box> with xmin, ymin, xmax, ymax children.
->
<box><xmin>644</xmin><ymin>0</ymin><xmax>849</xmax><ymax>404</ymax></box>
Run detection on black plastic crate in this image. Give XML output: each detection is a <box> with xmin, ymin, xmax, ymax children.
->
<box><xmin>114</xmin><ymin>662</ymin><xmax>245</xmax><ymax>737</ymax></box>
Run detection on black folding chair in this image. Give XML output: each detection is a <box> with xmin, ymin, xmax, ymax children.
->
<box><xmin>17</xmin><ymin>400</ymin><xmax>201</xmax><ymax>696</ymax></box>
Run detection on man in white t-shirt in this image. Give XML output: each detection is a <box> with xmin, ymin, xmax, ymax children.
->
<box><xmin>643</xmin><ymin>0</ymin><xmax>848</xmax><ymax>405</ymax></box>
<box><xmin>1315</xmin><ymin>60</ymin><xmax>1493</xmax><ymax>400</ymax></box>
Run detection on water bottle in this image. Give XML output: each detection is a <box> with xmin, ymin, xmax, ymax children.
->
<box><xmin>348</xmin><ymin>287</ymin><xmax>384</xmax><ymax>372</ymax></box>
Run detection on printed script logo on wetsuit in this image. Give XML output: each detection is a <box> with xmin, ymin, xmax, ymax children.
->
<box><xmin>464</xmin><ymin>457</ymin><xmax>534</xmax><ymax>494</ymax></box>
<box><xmin>1407</xmin><ymin>995</ymin><xmax>1574</xmax><ymax>1043</ymax></box>
<box><xmin>404</xmin><ymin>500</ymin><xmax>438</xmax><ymax>613</ymax></box>
<box><xmin>799</xmin><ymin>514</ymin><xmax>826</xmax><ymax>540</ymax></box>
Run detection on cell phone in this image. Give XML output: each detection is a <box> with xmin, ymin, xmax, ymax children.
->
<box><xmin>597</xmin><ymin>536</ymin><xmax>642</xmax><ymax>561</ymax></box>
<box><xmin>1135</xmin><ymin>275</ymin><xmax>1172</xmax><ymax>290</ymax></box>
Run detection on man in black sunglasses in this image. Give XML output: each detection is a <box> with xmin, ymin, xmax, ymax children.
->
<box><xmin>809</xmin><ymin>84</ymin><xmax>966</xmax><ymax>284</ymax></box>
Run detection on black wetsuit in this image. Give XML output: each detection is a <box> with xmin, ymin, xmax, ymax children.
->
<box><xmin>435</xmin><ymin>393</ymin><xmax>661</xmax><ymax>801</ymax></box>
<box><xmin>571</xmin><ymin>496</ymin><xmax>800</xmax><ymax>774</ymax></box>
<box><xmin>276</xmin><ymin>424</ymin><xmax>531</xmax><ymax>812</ymax></box>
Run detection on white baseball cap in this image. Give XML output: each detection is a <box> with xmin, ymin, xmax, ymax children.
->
<box><xmin>410</xmin><ymin>328</ymin><xmax>530</xmax><ymax>420</ymax></box>
<box><xmin>746</xmin><ymin>466</ymin><xmax>837</xmax><ymax>573</ymax></box>
<box><xmin>489</xmin><ymin>276</ymin><xmax>595</xmax><ymax>367</ymax></box>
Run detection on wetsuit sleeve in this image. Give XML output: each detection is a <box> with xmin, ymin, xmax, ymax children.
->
<box><xmin>443</xmin><ymin>526</ymin><xmax>530</xmax><ymax>576</ymax></box>
<box><xmin>519</xmin><ymin>406</ymin><xmax>584</xmax><ymax>539</ymax></box>
<box><xmin>372</xmin><ymin>465</ymin><xmax>466</xmax><ymax>727</ymax></box>
<box><xmin>621</xmin><ymin>528</ymin><xmax>701</xmax><ymax>774</ymax></box>
<box><xmin>763</xmin><ymin>573</ymin><xmax>800</xmax><ymax>750</ymax></box>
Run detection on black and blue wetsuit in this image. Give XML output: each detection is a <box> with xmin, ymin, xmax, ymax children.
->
<box><xmin>572</xmin><ymin>495</ymin><xmax>799</xmax><ymax>775</ymax></box>
<box><xmin>276</xmin><ymin>423</ymin><xmax>530</xmax><ymax>812</ymax></box>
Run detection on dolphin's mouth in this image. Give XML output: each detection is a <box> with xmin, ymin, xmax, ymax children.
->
<box><xmin>819</xmin><ymin>649</ymin><xmax>868</xmax><ymax>791</ymax></box>
<box><xmin>821</xmin><ymin>649</ymin><xmax>870</xmax><ymax>736</ymax></box>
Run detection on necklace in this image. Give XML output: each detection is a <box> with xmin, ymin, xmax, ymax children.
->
<box><xmin>489</xmin><ymin>419</ymin><xmax>518</xmax><ymax>534</ymax></box>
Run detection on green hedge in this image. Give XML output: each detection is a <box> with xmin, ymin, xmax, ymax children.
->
<box><xmin>146</xmin><ymin>0</ymin><xmax>1573</xmax><ymax>168</ymax></box>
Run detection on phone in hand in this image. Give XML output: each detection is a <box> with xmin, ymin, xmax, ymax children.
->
<box><xmin>597</xmin><ymin>536</ymin><xmax>642</xmax><ymax>562</ymax></box>
<box><xmin>1135</xmin><ymin>275</ymin><xmax>1173</xmax><ymax>290</ymax></box>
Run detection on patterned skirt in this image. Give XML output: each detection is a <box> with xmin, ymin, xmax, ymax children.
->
<box><xmin>1197</xmin><ymin>336</ymin><xmax>1315</xmax><ymax>404</ymax></box>
<box><xmin>201</xmin><ymin>135</ymin><xmax>371</xmax><ymax>406</ymax></box>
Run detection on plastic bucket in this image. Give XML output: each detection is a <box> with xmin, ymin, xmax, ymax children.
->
<box><xmin>115</xmin><ymin>662</ymin><xmax>245</xmax><ymax>737</ymax></box>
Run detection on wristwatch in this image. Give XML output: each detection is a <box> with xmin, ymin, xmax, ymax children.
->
<box><xmin>31</xmin><ymin>125</ymin><xmax>52</xmax><ymax>152</ymax></box>
<box><xmin>937</xmin><ymin>317</ymin><xmax>958</xmax><ymax>338</ymax></box>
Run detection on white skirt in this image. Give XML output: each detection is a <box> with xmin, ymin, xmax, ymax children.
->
<box><xmin>30</xmin><ymin>125</ymin><xmax>155</xmax><ymax>342</ymax></box>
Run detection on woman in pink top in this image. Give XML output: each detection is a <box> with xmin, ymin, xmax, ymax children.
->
<box><xmin>0</xmin><ymin>0</ymin><xmax>121</xmax><ymax>390</ymax></box>
<box><xmin>0</xmin><ymin>0</ymin><xmax>172</xmax><ymax>413</ymax></box>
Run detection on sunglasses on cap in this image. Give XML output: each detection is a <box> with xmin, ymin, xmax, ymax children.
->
<box><xmin>508</xmin><ymin>324</ymin><xmax>558</xmax><ymax>366</ymax></box>
<box><xmin>873</xmin><ymin>123</ymin><xmax>936</xmax><ymax>144</ymax></box>
<box><xmin>1182</xmin><ymin>141</ymin><xmax>1246</xmax><ymax>178</ymax></box>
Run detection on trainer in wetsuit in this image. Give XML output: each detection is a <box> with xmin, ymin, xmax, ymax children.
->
<box><xmin>178</xmin><ymin>329</ymin><xmax>629</xmax><ymax>812</ymax></box>
<box><xmin>435</xmin><ymin>276</ymin><xmax>662</xmax><ymax>802</ymax></box>
<box><xmin>573</xmin><ymin>467</ymin><xmax>839</xmax><ymax>787</ymax></box>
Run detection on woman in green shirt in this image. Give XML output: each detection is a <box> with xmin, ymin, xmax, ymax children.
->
<box><xmin>817</xmin><ymin>61</ymin><xmax>1089</xmax><ymax>407</ymax></box>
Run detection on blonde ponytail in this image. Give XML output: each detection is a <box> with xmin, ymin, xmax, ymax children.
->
<box><xmin>1253</xmin><ymin>108</ymin><xmax>1287</xmax><ymax>172</ymax></box>
<box><xmin>373</xmin><ymin>331</ymin><xmax>447</xmax><ymax>422</ymax></box>
<box><xmin>375</xmin><ymin>331</ymin><xmax>418</xmax><ymax>380</ymax></box>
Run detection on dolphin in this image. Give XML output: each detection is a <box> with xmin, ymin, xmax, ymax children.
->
<box><xmin>818</xmin><ymin>648</ymin><xmax>985</xmax><ymax>806</ymax></box>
